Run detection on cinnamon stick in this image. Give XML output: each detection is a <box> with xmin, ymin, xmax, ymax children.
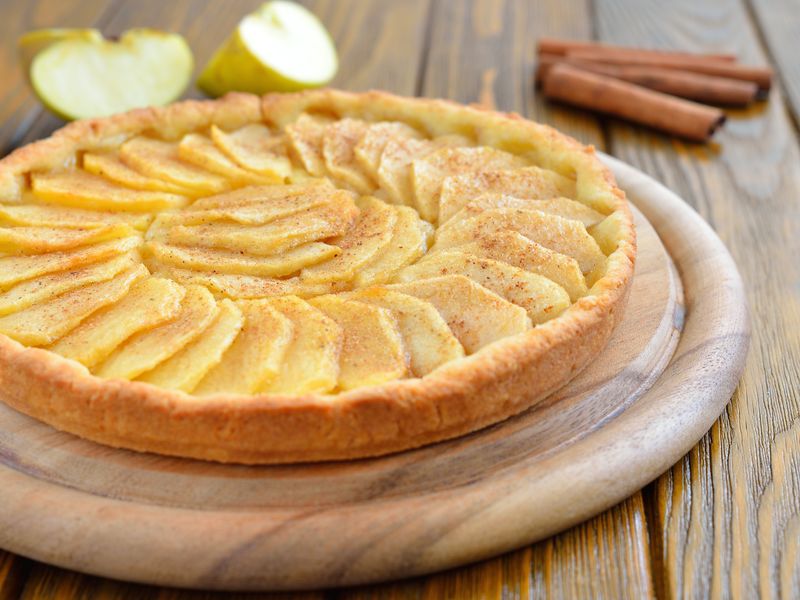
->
<box><xmin>537</xmin><ymin>55</ymin><xmax>759</xmax><ymax>106</ymax></box>
<box><xmin>537</xmin><ymin>37</ymin><xmax>736</xmax><ymax>62</ymax></box>
<box><xmin>566</xmin><ymin>48</ymin><xmax>773</xmax><ymax>92</ymax></box>
<box><xmin>542</xmin><ymin>63</ymin><xmax>725</xmax><ymax>142</ymax></box>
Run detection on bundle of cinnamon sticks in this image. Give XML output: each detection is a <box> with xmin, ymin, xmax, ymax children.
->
<box><xmin>536</xmin><ymin>38</ymin><xmax>773</xmax><ymax>142</ymax></box>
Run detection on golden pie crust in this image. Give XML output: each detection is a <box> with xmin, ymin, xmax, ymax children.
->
<box><xmin>0</xmin><ymin>90</ymin><xmax>635</xmax><ymax>463</ymax></box>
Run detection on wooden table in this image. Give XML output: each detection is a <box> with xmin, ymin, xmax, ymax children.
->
<box><xmin>0</xmin><ymin>0</ymin><xmax>797</xmax><ymax>597</ymax></box>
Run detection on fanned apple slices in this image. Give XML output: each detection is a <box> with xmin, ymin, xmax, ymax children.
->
<box><xmin>0</xmin><ymin>106</ymin><xmax>623</xmax><ymax>399</ymax></box>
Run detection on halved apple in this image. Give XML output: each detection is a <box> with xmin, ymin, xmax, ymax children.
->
<box><xmin>28</xmin><ymin>28</ymin><xmax>192</xmax><ymax>120</ymax></box>
<box><xmin>49</xmin><ymin>277</ymin><xmax>184</xmax><ymax>368</ymax></box>
<box><xmin>398</xmin><ymin>251</ymin><xmax>570</xmax><ymax>324</ymax></box>
<box><xmin>0</xmin><ymin>223</ymin><xmax>135</xmax><ymax>255</ymax></box>
<box><xmin>0</xmin><ymin>264</ymin><xmax>147</xmax><ymax>346</ymax></box>
<box><xmin>95</xmin><ymin>285</ymin><xmax>218</xmax><ymax>380</ymax></box>
<box><xmin>19</xmin><ymin>28</ymin><xmax>103</xmax><ymax>76</ymax></box>
<box><xmin>0</xmin><ymin>237</ymin><xmax>141</xmax><ymax>290</ymax></box>
<box><xmin>301</xmin><ymin>196</ymin><xmax>396</xmax><ymax>283</ymax></box>
<box><xmin>137</xmin><ymin>299</ymin><xmax>243</xmax><ymax>393</ymax></box>
<box><xmin>309</xmin><ymin>295</ymin><xmax>406</xmax><ymax>390</ymax></box>
<box><xmin>210</xmin><ymin>124</ymin><xmax>292</xmax><ymax>180</ymax></box>
<box><xmin>322</xmin><ymin>119</ymin><xmax>375</xmax><ymax>193</ymax></box>
<box><xmin>445</xmin><ymin>195</ymin><xmax>605</xmax><ymax>228</ymax></box>
<box><xmin>194</xmin><ymin>299</ymin><xmax>293</xmax><ymax>395</ymax></box>
<box><xmin>355</xmin><ymin>205</ymin><xmax>433</xmax><ymax>287</ymax></box>
<box><xmin>387</xmin><ymin>275</ymin><xmax>530</xmax><ymax>354</ymax></box>
<box><xmin>0</xmin><ymin>252</ymin><xmax>137</xmax><ymax>317</ymax></box>
<box><xmin>197</xmin><ymin>1</ymin><xmax>337</xmax><ymax>96</ymax></box>
<box><xmin>411</xmin><ymin>147</ymin><xmax>526</xmax><ymax>223</ymax></box>
<box><xmin>31</xmin><ymin>170</ymin><xmax>188</xmax><ymax>212</ymax></box>
<box><xmin>350</xmin><ymin>288</ymin><xmax>464</xmax><ymax>377</ymax></box>
<box><xmin>264</xmin><ymin>295</ymin><xmax>342</xmax><ymax>394</ymax></box>
<box><xmin>438</xmin><ymin>165</ymin><xmax>577</xmax><ymax>223</ymax></box>
<box><xmin>0</xmin><ymin>203</ymin><xmax>151</xmax><ymax>231</ymax></box>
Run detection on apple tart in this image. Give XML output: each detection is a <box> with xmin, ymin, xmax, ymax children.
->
<box><xmin>0</xmin><ymin>90</ymin><xmax>635</xmax><ymax>463</ymax></box>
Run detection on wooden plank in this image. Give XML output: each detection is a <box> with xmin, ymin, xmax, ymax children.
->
<box><xmin>0</xmin><ymin>0</ymin><xmax>117</xmax><ymax>155</ymax></box>
<box><xmin>594</xmin><ymin>1</ymin><xmax>800</xmax><ymax>598</ymax></box>
<box><xmin>0</xmin><ymin>550</ymin><xmax>30</xmax><ymax>600</ymax></box>
<box><xmin>749</xmin><ymin>0</ymin><xmax>800</xmax><ymax>123</ymax></box>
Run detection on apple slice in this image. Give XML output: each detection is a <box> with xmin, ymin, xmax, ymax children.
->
<box><xmin>197</xmin><ymin>1</ymin><xmax>337</xmax><ymax>96</ymax></box>
<box><xmin>354</xmin><ymin>121</ymin><xmax>422</xmax><ymax>176</ymax></box>
<box><xmin>210</xmin><ymin>124</ymin><xmax>292</xmax><ymax>180</ymax></box>
<box><xmin>137</xmin><ymin>299</ymin><xmax>243</xmax><ymax>393</ymax></box>
<box><xmin>119</xmin><ymin>137</ymin><xmax>231</xmax><ymax>196</ymax></box>
<box><xmin>0</xmin><ymin>264</ymin><xmax>146</xmax><ymax>346</ymax></box>
<box><xmin>189</xmin><ymin>180</ymin><xmax>334</xmax><ymax>210</ymax></box>
<box><xmin>455</xmin><ymin>232</ymin><xmax>588</xmax><ymax>301</ymax></box>
<box><xmin>386</xmin><ymin>275</ymin><xmax>531</xmax><ymax>354</ymax></box>
<box><xmin>0</xmin><ymin>223</ymin><xmax>135</xmax><ymax>255</ymax></box>
<box><xmin>31</xmin><ymin>170</ymin><xmax>188</xmax><ymax>212</ymax></box>
<box><xmin>0</xmin><ymin>203</ymin><xmax>151</xmax><ymax>231</ymax></box>
<box><xmin>28</xmin><ymin>28</ymin><xmax>192</xmax><ymax>120</ymax></box>
<box><xmin>309</xmin><ymin>295</ymin><xmax>406</xmax><ymax>390</ymax></box>
<box><xmin>178</xmin><ymin>133</ymin><xmax>272</xmax><ymax>185</ymax></box>
<box><xmin>322</xmin><ymin>119</ymin><xmax>375</xmax><ymax>193</ymax></box>
<box><xmin>95</xmin><ymin>285</ymin><xmax>219</xmax><ymax>380</ymax></box>
<box><xmin>146</xmin><ymin>241</ymin><xmax>339</xmax><ymax>277</ymax></box>
<box><xmin>0</xmin><ymin>237</ymin><xmax>141</xmax><ymax>290</ymax></box>
<box><xmin>433</xmin><ymin>208</ymin><xmax>605</xmax><ymax>273</ymax></box>
<box><xmin>0</xmin><ymin>252</ymin><xmax>137</xmax><ymax>317</ymax></box>
<box><xmin>49</xmin><ymin>277</ymin><xmax>184</xmax><ymax>368</ymax></box>
<box><xmin>170</xmin><ymin>191</ymin><xmax>332</xmax><ymax>226</ymax></box>
<box><xmin>264</xmin><ymin>295</ymin><xmax>342</xmax><ymax>394</ymax></box>
<box><xmin>83</xmin><ymin>152</ymin><xmax>194</xmax><ymax>195</ymax></box>
<box><xmin>285</xmin><ymin>113</ymin><xmax>332</xmax><ymax>177</ymax></box>
<box><xmin>397</xmin><ymin>251</ymin><xmax>570</xmax><ymax>324</ymax></box>
<box><xmin>350</xmin><ymin>288</ymin><xmax>464</xmax><ymax>377</ymax></box>
<box><xmin>194</xmin><ymin>299</ymin><xmax>293</xmax><ymax>395</ymax></box>
<box><xmin>438</xmin><ymin>166</ymin><xmax>577</xmax><ymax>223</ymax></box>
<box><xmin>355</xmin><ymin>205</ymin><xmax>433</xmax><ymax>287</ymax></box>
<box><xmin>301</xmin><ymin>196</ymin><xmax>396</xmax><ymax>283</ymax></box>
<box><xmin>445</xmin><ymin>195</ymin><xmax>605</xmax><ymax>228</ymax></box>
<box><xmin>411</xmin><ymin>147</ymin><xmax>527</xmax><ymax>223</ymax></box>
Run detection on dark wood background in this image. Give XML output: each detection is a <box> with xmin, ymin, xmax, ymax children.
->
<box><xmin>0</xmin><ymin>0</ymin><xmax>798</xmax><ymax>597</ymax></box>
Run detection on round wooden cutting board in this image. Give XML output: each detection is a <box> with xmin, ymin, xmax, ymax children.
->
<box><xmin>0</xmin><ymin>156</ymin><xmax>749</xmax><ymax>591</ymax></box>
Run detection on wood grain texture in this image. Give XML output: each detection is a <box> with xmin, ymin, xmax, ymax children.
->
<box><xmin>595</xmin><ymin>1</ymin><xmax>800</xmax><ymax>598</ymax></box>
<box><xmin>749</xmin><ymin>0</ymin><xmax>800</xmax><ymax>123</ymax></box>
<box><xmin>0</xmin><ymin>550</ymin><xmax>29</xmax><ymax>600</ymax></box>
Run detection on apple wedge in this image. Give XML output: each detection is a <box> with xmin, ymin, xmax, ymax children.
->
<box><xmin>445</xmin><ymin>195</ymin><xmax>605</xmax><ymax>228</ymax></box>
<box><xmin>83</xmin><ymin>152</ymin><xmax>194</xmax><ymax>195</ymax></box>
<box><xmin>210</xmin><ymin>124</ymin><xmax>292</xmax><ymax>181</ymax></box>
<box><xmin>0</xmin><ymin>203</ymin><xmax>151</xmax><ymax>231</ymax></box>
<box><xmin>0</xmin><ymin>223</ymin><xmax>135</xmax><ymax>255</ymax></box>
<box><xmin>322</xmin><ymin>119</ymin><xmax>376</xmax><ymax>194</ymax></box>
<box><xmin>28</xmin><ymin>28</ymin><xmax>192</xmax><ymax>120</ymax></box>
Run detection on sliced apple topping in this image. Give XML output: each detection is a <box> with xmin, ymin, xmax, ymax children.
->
<box><xmin>455</xmin><ymin>232</ymin><xmax>588</xmax><ymax>301</ymax></box>
<box><xmin>264</xmin><ymin>295</ymin><xmax>342</xmax><ymax>394</ymax></box>
<box><xmin>354</xmin><ymin>121</ymin><xmax>422</xmax><ymax>176</ymax></box>
<box><xmin>119</xmin><ymin>136</ymin><xmax>231</xmax><ymax>196</ymax></box>
<box><xmin>0</xmin><ymin>264</ymin><xmax>146</xmax><ymax>346</ymax></box>
<box><xmin>178</xmin><ymin>133</ymin><xmax>271</xmax><ymax>185</ymax></box>
<box><xmin>301</xmin><ymin>196</ymin><xmax>396</xmax><ymax>283</ymax></box>
<box><xmin>189</xmin><ymin>180</ymin><xmax>334</xmax><ymax>210</ymax></box>
<box><xmin>163</xmin><ymin>192</ymin><xmax>358</xmax><ymax>255</ymax></box>
<box><xmin>438</xmin><ymin>166</ymin><xmax>576</xmax><ymax>223</ymax></box>
<box><xmin>322</xmin><ymin>118</ymin><xmax>375</xmax><ymax>193</ymax></box>
<box><xmin>350</xmin><ymin>288</ymin><xmax>464</xmax><ymax>377</ymax></box>
<box><xmin>0</xmin><ymin>223</ymin><xmax>135</xmax><ymax>254</ymax></box>
<box><xmin>446</xmin><ymin>195</ymin><xmax>605</xmax><ymax>228</ymax></box>
<box><xmin>83</xmin><ymin>152</ymin><xmax>193</xmax><ymax>194</ymax></box>
<box><xmin>95</xmin><ymin>285</ymin><xmax>218</xmax><ymax>380</ymax></box>
<box><xmin>285</xmin><ymin>113</ymin><xmax>333</xmax><ymax>177</ymax></box>
<box><xmin>0</xmin><ymin>203</ymin><xmax>151</xmax><ymax>230</ymax></box>
<box><xmin>387</xmin><ymin>275</ymin><xmax>531</xmax><ymax>354</ymax></box>
<box><xmin>31</xmin><ymin>170</ymin><xmax>188</xmax><ymax>211</ymax></box>
<box><xmin>354</xmin><ymin>205</ymin><xmax>433</xmax><ymax>287</ymax></box>
<box><xmin>210</xmin><ymin>124</ymin><xmax>292</xmax><ymax>180</ymax></box>
<box><xmin>49</xmin><ymin>276</ymin><xmax>184</xmax><ymax>368</ymax></box>
<box><xmin>194</xmin><ymin>299</ymin><xmax>293</xmax><ymax>395</ymax></box>
<box><xmin>398</xmin><ymin>251</ymin><xmax>570</xmax><ymax>324</ymax></box>
<box><xmin>433</xmin><ymin>208</ymin><xmax>605</xmax><ymax>273</ymax></box>
<box><xmin>411</xmin><ymin>147</ymin><xmax>527</xmax><ymax>223</ymax></box>
<box><xmin>0</xmin><ymin>237</ymin><xmax>141</xmax><ymax>289</ymax></box>
<box><xmin>0</xmin><ymin>251</ymin><xmax>137</xmax><ymax>316</ymax></box>
<box><xmin>137</xmin><ymin>299</ymin><xmax>243</xmax><ymax>393</ymax></box>
<box><xmin>309</xmin><ymin>295</ymin><xmax>406</xmax><ymax>390</ymax></box>
<box><xmin>146</xmin><ymin>241</ymin><xmax>339</xmax><ymax>277</ymax></box>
